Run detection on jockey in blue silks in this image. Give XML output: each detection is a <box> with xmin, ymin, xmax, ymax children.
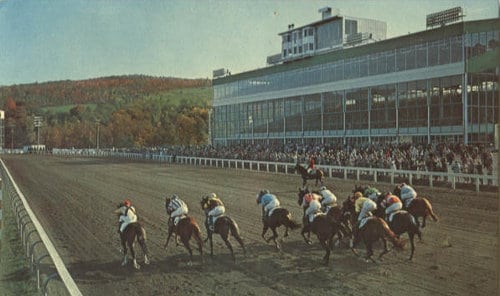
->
<box><xmin>256</xmin><ymin>190</ymin><xmax>280</xmax><ymax>222</ymax></box>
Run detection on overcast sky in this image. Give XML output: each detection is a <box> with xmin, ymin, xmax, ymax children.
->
<box><xmin>0</xmin><ymin>0</ymin><xmax>497</xmax><ymax>86</ymax></box>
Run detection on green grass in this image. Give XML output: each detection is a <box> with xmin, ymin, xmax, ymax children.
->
<box><xmin>0</xmin><ymin>194</ymin><xmax>38</xmax><ymax>296</ymax></box>
<box><xmin>40</xmin><ymin>103</ymin><xmax>97</xmax><ymax>113</ymax></box>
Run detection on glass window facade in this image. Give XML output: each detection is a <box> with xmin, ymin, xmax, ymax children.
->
<box><xmin>212</xmin><ymin>25</ymin><xmax>498</xmax><ymax>146</ymax></box>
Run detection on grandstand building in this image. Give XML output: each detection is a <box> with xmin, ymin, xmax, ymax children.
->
<box><xmin>212</xmin><ymin>7</ymin><xmax>498</xmax><ymax>147</ymax></box>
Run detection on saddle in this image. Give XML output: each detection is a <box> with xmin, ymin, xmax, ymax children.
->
<box><xmin>268</xmin><ymin>207</ymin><xmax>281</xmax><ymax>217</ymax></box>
<box><xmin>358</xmin><ymin>216</ymin><xmax>376</xmax><ymax>229</ymax></box>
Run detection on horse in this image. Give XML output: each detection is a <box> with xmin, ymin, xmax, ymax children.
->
<box><xmin>297</xmin><ymin>187</ymin><xmax>350</xmax><ymax>246</ymax></box>
<box><xmin>305</xmin><ymin>211</ymin><xmax>344</xmax><ymax>265</ymax></box>
<box><xmin>119</xmin><ymin>222</ymin><xmax>150</xmax><ymax>269</ymax></box>
<box><xmin>342</xmin><ymin>196</ymin><xmax>406</xmax><ymax>262</ymax></box>
<box><xmin>295</xmin><ymin>163</ymin><xmax>324</xmax><ymax>187</ymax></box>
<box><xmin>200</xmin><ymin>196</ymin><xmax>246</xmax><ymax>263</ymax></box>
<box><xmin>260</xmin><ymin>207</ymin><xmax>301</xmax><ymax>250</ymax></box>
<box><xmin>393</xmin><ymin>185</ymin><xmax>439</xmax><ymax>228</ymax></box>
<box><xmin>164</xmin><ymin>206</ymin><xmax>204</xmax><ymax>266</ymax></box>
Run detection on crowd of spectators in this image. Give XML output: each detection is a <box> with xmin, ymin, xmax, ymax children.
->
<box><xmin>153</xmin><ymin>141</ymin><xmax>495</xmax><ymax>179</ymax></box>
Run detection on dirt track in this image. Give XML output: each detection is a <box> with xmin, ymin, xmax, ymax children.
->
<box><xmin>1</xmin><ymin>155</ymin><xmax>498</xmax><ymax>296</ymax></box>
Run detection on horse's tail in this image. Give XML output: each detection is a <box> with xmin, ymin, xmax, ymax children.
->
<box><xmin>227</xmin><ymin>217</ymin><xmax>242</xmax><ymax>239</ymax></box>
<box><xmin>379</xmin><ymin>218</ymin><xmax>405</xmax><ymax>249</ymax></box>
<box><xmin>422</xmin><ymin>197</ymin><xmax>439</xmax><ymax>222</ymax></box>
<box><xmin>192</xmin><ymin>222</ymin><xmax>204</xmax><ymax>251</ymax></box>
<box><xmin>285</xmin><ymin>212</ymin><xmax>302</xmax><ymax>230</ymax></box>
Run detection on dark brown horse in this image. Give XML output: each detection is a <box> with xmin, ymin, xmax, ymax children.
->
<box><xmin>164</xmin><ymin>214</ymin><xmax>204</xmax><ymax>266</ymax></box>
<box><xmin>200</xmin><ymin>196</ymin><xmax>246</xmax><ymax>263</ymax></box>
<box><xmin>119</xmin><ymin>222</ymin><xmax>150</xmax><ymax>269</ymax></box>
<box><xmin>297</xmin><ymin>188</ymin><xmax>350</xmax><ymax>245</ymax></box>
<box><xmin>393</xmin><ymin>186</ymin><xmax>439</xmax><ymax>228</ymax></box>
<box><xmin>260</xmin><ymin>207</ymin><xmax>301</xmax><ymax>250</ymax></box>
<box><xmin>303</xmin><ymin>208</ymin><xmax>345</xmax><ymax>265</ymax></box>
<box><xmin>342</xmin><ymin>196</ymin><xmax>406</xmax><ymax>262</ymax></box>
<box><xmin>295</xmin><ymin>163</ymin><xmax>324</xmax><ymax>187</ymax></box>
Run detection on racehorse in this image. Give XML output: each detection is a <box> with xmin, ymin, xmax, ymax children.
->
<box><xmin>164</xmin><ymin>198</ymin><xmax>204</xmax><ymax>265</ymax></box>
<box><xmin>295</xmin><ymin>163</ymin><xmax>324</xmax><ymax>187</ymax></box>
<box><xmin>342</xmin><ymin>196</ymin><xmax>406</xmax><ymax>262</ymax></box>
<box><xmin>260</xmin><ymin>207</ymin><xmax>301</xmax><ymax>250</ymax></box>
<box><xmin>119</xmin><ymin>222</ymin><xmax>150</xmax><ymax>269</ymax></box>
<box><xmin>393</xmin><ymin>186</ymin><xmax>439</xmax><ymax>228</ymax></box>
<box><xmin>200</xmin><ymin>196</ymin><xmax>246</xmax><ymax>263</ymax></box>
<box><xmin>297</xmin><ymin>188</ymin><xmax>350</xmax><ymax>246</ymax></box>
<box><xmin>305</xmin><ymin>211</ymin><xmax>344</xmax><ymax>265</ymax></box>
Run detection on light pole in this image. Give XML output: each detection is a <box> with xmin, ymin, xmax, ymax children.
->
<box><xmin>248</xmin><ymin>115</ymin><xmax>254</xmax><ymax>144</ymax></box>
<box><xmin>33</xmin><ymin>116</ymin><xmax>43</xmax><ymax>145</ymax></box>
<box><xmin>95</xmin><ymin>119</ymin><xmax>101</xmax><ymax>150</ymax></box>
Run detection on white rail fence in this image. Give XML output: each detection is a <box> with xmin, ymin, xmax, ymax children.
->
<box><xmin>52</xmin><ymin>150</ymin><xmax>497</xmax><ymax>192</ymax></box>
<box><xmin>0</xmin><ymin>159</ymin><xmax>82</xmax><ymax>296</ymax></box>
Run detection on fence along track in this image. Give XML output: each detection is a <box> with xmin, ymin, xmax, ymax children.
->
<box><xmin>0</xmin><ymin>159</ymin><xmax>82</xmax><ymax>296</ymax></box>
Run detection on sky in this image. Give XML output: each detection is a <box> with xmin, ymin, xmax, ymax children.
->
<box><xmin>0</xmin><ymin>0</ymin><xmax>497</xmax><ymax>86</ymax></box>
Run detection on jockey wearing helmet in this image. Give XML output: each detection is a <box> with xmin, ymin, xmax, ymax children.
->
<box><xmin>256</xmin><ymin>190</ymin><xmax>280</xmax><ymax>222</ymax></box>
<box><xmin>205</xmin><ymin>192</ymin><xmax>225</xmax><ymax>231</ymax></box>
<box><xmin>318</xmin><ymin>186</ymin><xmax>337</xmax><ymax>211</ymax></box>
<box><xmin>166</xmin><ymin>194</ymin><xmax>189</xmax><ymax>226</ymax></box>
<box><xmin>381</xmin><ymin>192</ymin><xmax>403</xmax><ymax>222</ymax></box>
<box><xmin>303</xmin><ymin>192</ymin><xmax>322</xmax><ymax>223</ymax></box>
<box><xmin>307</xmin><ymin>156</ymin><xmax>315</xmax><ymax>174</ymax></box>
<box><xmin>353</xmin><ymin>191</ymin><xmax>377</xmax><ymax>222</ymax></box>
<box><xmin>398</xmin><ymin>183</ymin><xmax>417</xmax><ymax>208</ymax></box>
<box><xmin>364</xmin><ymin>186</ymin><xmax>381</xmax><ymax>202</ymax></box>
<box><xmin>114</xmin><ymin>199</ymin><xmax>138</xmax><ymax>233</ymax></box>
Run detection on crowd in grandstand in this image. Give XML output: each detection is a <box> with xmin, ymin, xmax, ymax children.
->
<box><xmin>155</xmin><ymin>142</ymin><xmax>494</xmax><ymax>179</ymax></box>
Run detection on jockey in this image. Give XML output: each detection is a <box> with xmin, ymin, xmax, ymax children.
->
<box><xmin>256</xmin><ymin>190</ymin><xmax>280</xmax><ymax>222</ymax></box>
<box><xmin>166</xmin><ymin>194</ymin><xmax>189</xmax><ymax>227</ymax></box>
<box><xmin>364</xmin><ymin>186</ymin><xmax>381</xmax><ymax>202</ymax></box>
<box><xmin>114</xmin><ymin>199</ymin><xmax>137</xmax><ymax>234</ymax></box>
<box><xmin>381</xmin><ymin>192</ymin><xmax>403</xmax><ymax>222</ymax></box>
<box><xmin>303</xmin><ymin>193</ymin><xmax>322</xmax><ymax>223</ymax></box>
<box><xmin>353</xmin><ymin>191</ymin><xmax>377</xmax><ymax>222</ymax></box>
<box><xmin>307</xmin><ymin>156</ymin><xmax>315</xmax><ymax>174</ymax></box>
<box><xmin>398</xmin><ymin>183</ymin><xmax>417</xmax><ymax>208</ymax></box>
<box><xmin>318</xmin><ymin>186</ymin><xmax>337</xmax><ymax>211</ymax></box>
<box><xmin>205</xmin><ymin>192</ymin><xmax>225</xmax><ymax>231</ymax></box>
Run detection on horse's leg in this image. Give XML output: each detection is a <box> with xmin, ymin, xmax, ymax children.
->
<box><xmin>121</xmin><ymin>237</ymin><xmax>128</xmax><ymax>266</ymax></box>
<box><xmin>221</xmin><ymin>234</ymin><xmax>236</xmax><ymax>263</ymax></box>
<box><xmin>377</xmin><ymin>238</ymin><xmax>389</xmax><ymax>261</ymax></box>
<box><xmin>319</xmin><ymin>237</ymin><xmax>331</xmax><ymax>265</ymax></box>
<box><xmin>421</xmin><ymin>214</ymin><xmax>427</xmax><ymax>228</ymax></box>
<box><xmin>268</xmin><ymin>227</ymin><xmax>280</xmax><ymax>250</ymax></box>
<box><xmin>137</xmin><ymin>230</ymin><xmax>150</xmax><ymax>265</ymax></box>
<box><xmin>261</xmin><ymin>224</ymin><xmax>269</xmax><ymax>241</ymax></box>
<box><xmin>181</xmin><ymin>236</ymin><xmax>194</xmax><ymax>266</ymax></box>
<box><xmin>164</xmin><ymin>230</ymin><xmax>173</xmax><ymax>250</ymax></box>
<box><xmin>128</xmin><ymin>241</ymin><xmax>140</xmax><ymax>270</ymax></box>
<box><xmin>301</xmin><ymin>224</ymin><xmax>312</xmax><ymax>245</ymax></box>
<box><xmin>408</xmin><ymin>232</ymin><xmax>415</xmax><ymax>261</ymax></box>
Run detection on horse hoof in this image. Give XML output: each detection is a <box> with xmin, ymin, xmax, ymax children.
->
<box><xmin>144</xmin><ymin>257</ymin><xmax>150</xmax><ymax>265</ymax></box>
<box><xmin>187</xmin><ymin>261</ymin><xmax>193</xmax><ymax>266</ymax></box>
<box><xmin>306</xmin><ymin>240</ymin><xmax>313</xmax><ymax>245</ymax></box>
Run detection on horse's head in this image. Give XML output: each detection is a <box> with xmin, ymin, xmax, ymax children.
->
<box><xmin>353</xmin><ymin>184</ymin><xmax>367</xmax><ymax>194</ymax></box>
<box><xmin>297</xmin><ymin>187</ymin><xmax>309</xmax><ymax>206</ymax></box>
<box><xmin>393</xmin><ymin>185</ymin><xmax>402</xmax><ymax>197</ymax></box>
<box><xmin>200</xmin><ymin>196</ymin><xmax>210</xmax><ymax>211</ymax></box>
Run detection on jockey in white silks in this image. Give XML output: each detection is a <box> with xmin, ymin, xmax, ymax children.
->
<box><xmin>318</xmin><ymin>186</ymin><xmax>337</xmax><ymax>212</ymax></box>
<box><xmin>166</xmin><ymin>194</ymin><xmax>189</xmax><ymax>226</ymax></box>
<box><xmin>398</xmin><ymin>183</ymin><xmax>417</xmax><ymax>208</ymax></box>
<box><xmin>114</xmin><ymin>199</ymin><xmax>137</xmax><ymax>233</ymax></box>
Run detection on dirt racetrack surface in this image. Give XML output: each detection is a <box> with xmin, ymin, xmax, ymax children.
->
<box><xmin>1</xmin><ymin>155</ymin><xmax>498</xmax><ymax>296</ymax></box>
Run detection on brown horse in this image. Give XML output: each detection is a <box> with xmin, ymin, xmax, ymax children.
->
<box><xmin>200</xmin><ymin>196</ymin><xmax>246</xmax><ymax>263</ymax></box>
<box><xmin>297</xmin><ymin>187</ymin><xmax>350</xmax><ymax>245</ymax></box>
<box><xmin>119</xmin><ymin>222</ymin><xmax>150</xmax><ymax>269</ymax></box>
<box><xmin>393</xmin><ymin>186</ymin><xmax>439</xmax><ymax>228</ymax></box>
<box><xmin>295</xmin><ymin>163</ymin><xmax>324</xmax><ymax>187</ymax></box>
<box><xmin>342</xmin><ymin>196</ymin><xmax>406</xmax><ymax>262</ymax></box>
<box><xmin>260</xmin><ymin>207</ymin><xmax>301</xmax><ymax>250</ymax></box>
<box><xmin>303</xmin><ymin>208</ymin><xmax>345</xmax><ymax>265</ymax></box>
<box><xmin>164</xmin><ymin>215</ymin><xmax>204</xmax><ymax>266</ymax></box>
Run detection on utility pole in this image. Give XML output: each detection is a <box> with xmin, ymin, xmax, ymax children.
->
<box><xmin>95</xmin><ymin>119</ymin><xmax>101</xmax><ymax>150</ymax></box>
<box><xmin>33</xmin><ymin>116</ymin><xmax>43</xmax><ymax>145</ymax></box>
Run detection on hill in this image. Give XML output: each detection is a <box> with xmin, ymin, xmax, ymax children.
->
<box><xmin>1</xmin><ymin>75</ymin><xmax>213</xmax><ymax>149</ymax></box>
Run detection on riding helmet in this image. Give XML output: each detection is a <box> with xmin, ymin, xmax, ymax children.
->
<box><xmin>124</xmin><ymin>199</ymin><xmax>131</xmax><ymax>207</ymax></box>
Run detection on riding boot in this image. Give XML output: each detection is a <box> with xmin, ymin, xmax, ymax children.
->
<box><xmin>209</xmin><ymin>216</ymin><xmax>214</xmax><ymax>231</ymax></box>
<box><xmin>118</xmin><ymin>222</ymin><xmax>123</xmax><ymax>234</ymax></box>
